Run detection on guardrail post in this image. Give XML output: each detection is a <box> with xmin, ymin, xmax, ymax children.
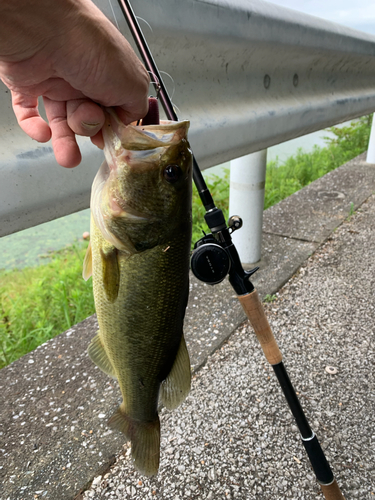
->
<box><xmin>229</xmin><ymin>150</ymin><xmax>267</xmax><ymax>264</ymax></box>
<box><xmin>366</xmin><ymin>113</ymin><xmax>375</xmax><ymax>163</ymax></box>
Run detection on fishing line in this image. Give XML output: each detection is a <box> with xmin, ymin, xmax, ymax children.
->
<box><xmin>108</xmin><ymin>0</ymin><xmax>120</xmax><ymax>30</ymax></box>
<box><xmin>159</xmin><ymin>70</ymin><xmax>176</xmax><ymax>101</ymax></box>
<box><xmin>170</xmin><ymin>101</ymin><xmax>181</xmax><ymax>117</ymax></box>
<box><xmin>146</xmin><ymin>71</ymin><xmax>161</xmax><ymax>98</ymax></box>
<box><xmin>136</xmin><ymin>16</ymin><xmax>153</xmax><ymax>33</ymax></box>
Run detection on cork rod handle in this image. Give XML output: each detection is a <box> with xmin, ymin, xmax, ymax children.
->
<box><xmin>238</xmin><ymin>289</ymin><xmax>282</xmax><ymax>365</ymax></box>
<box><xmin>320</xmin><ymin>480</ymin><xmax>346</xmax><ymax>500</ymax></box>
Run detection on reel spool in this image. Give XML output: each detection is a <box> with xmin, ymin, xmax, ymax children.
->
<box><xmin>190</xmin><ymin>235</ymin><xmax>231</xmax><ymax>285</ymax></box>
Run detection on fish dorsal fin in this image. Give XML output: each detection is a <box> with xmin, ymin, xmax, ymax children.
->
<box><xmin>101</xmin><ymin>245</ymin><xmax>120</xmax><ymax>302</ymax></box>
<box><xmin>82</xmin><ymin>241</ymin><xmax>92</xmax><ymax>281</ymax></box>
<box><xmin>87</xmin><ymin>333</ymin><xmax>117</xmax><ymax>379</ymax></box>
<box><xmin>160</xmin><ymin>335</ymin><xmax>191</xmax><ymax>410</ymax></box>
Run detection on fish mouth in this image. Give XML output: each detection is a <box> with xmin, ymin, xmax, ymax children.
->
<box><xmin>104</xmin><ymin>108</ymin><xmax>190</xmax><ymax>153</ymax></box>
<box><xmin>102</xmin><ymin>108</ymin><xmax>190</xmax><ymax>178</ymax></box>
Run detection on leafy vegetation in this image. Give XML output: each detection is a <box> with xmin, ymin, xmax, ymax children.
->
<box><xmin>0</xmin><ymin>116</ymin><xmax>372</xmax><ymax>368</ymax></box>
<box><xmin>263</xmin><ymin>294</ymin><xmax>277</xmax><ymax>303</ymax></box>
<box><xmin>264</xmin><ymin>115</ymin><xmax>372</xmax><ymax>208</ymax></box>
<box><xmin>0</xmin><ymin>243</ymin><xmax>92</xmax><ymax>368</ymax></box>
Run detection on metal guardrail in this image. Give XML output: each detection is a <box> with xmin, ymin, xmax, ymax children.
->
<box><xmin>2</xmin><ymin>0</ymin><xmax>375</xmax><ymax>237</ymax></box>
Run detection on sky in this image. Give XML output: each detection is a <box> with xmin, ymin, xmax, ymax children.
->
<box><xmin>267</xmin><ymin>0</ymin><xmax>375</xmax><ymax>36</ymax></box>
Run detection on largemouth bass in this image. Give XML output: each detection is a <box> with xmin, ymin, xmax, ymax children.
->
<box><xmin>83</xmin><ymin>109</ymin><xmax>193</xmax><ymax>475</ymax></box>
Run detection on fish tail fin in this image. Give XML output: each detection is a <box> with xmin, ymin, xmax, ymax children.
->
<box><xmin>160</xmin><ymin>334</ymin><xmax>191</xmax><ymax>410</ymax></box>
<box><xmin>108</xmin><ymin>403</ymin><xmax>160</xmax><ymax>476</ymax></box>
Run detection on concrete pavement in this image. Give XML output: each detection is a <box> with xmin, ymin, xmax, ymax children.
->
<box><xmin>1</xmin><ymin>153</ymin><xmax>374</xmax><ymax>500</ymax></box>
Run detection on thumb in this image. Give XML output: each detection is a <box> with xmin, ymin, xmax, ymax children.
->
<box><xmin>66</xmin><ymin>99</ymin><xmax>105</xmax><ymax>137</ymax></box>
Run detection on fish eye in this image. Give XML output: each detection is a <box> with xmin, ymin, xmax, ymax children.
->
<box><xmin>163</xmin><ymin>164</ymin><xmax>182</xmax><ymax>183</ymax></box>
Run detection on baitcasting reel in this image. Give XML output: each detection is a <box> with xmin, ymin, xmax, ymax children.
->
<box><xmin>191</xmin><ymin>215</ymin><xmax>244</xmax><ymax>285</ymax></box>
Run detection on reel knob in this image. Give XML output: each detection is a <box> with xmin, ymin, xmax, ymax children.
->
<box><xmin>228</xmin><ymin>215</ymin><xmax>243</xmax><ymax>233</ymax></box>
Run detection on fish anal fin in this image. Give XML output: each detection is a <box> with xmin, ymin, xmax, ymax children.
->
<box><xmin>108</xmin><ymin>403</ymin><xmax>160</xmax><ymax>476</ymax></box>
<box><xmin>82</xmin><ymin>241</ymin><xmax>92</xmax><ymax>280</ymax></box>
<box><xmin>160</xmin><ymin>335</ymin><xmax>191</xmax><ymax>410</ymax></box>
<box><xmin>88</xmin><ymin>333</ymin><xmax>117</xmax><ymax>379</ymax></box>
<box><xmin>100</xmin><ymin>246</ymin><xmax>120</xmax><ymax>302</ymax></box>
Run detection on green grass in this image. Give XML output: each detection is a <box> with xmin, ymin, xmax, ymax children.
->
<box><xmin>0</xmin><ymin>243</ymin><xmax>93</xmax><ymax>368</ymax></box>
<box><xmin>264</xmin><ymin>115</ymin><xmax>372</xmax><ymax>208</ymax></box>
<box><xmin>0</xmin><ymin>115</ymin><xmax>372</xmax><ymax>368</ymax></box>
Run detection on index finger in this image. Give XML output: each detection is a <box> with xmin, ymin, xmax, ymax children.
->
<box><xmin>11</xmin><ymin>90</ymin><xmax>52</xmax><ymax>142</ymax></box>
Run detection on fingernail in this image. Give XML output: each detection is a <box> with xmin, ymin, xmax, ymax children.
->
<box><xmin>82</xmin><ymin>122</ymin><xmax>101</xmax><ymax>131</ymax></box>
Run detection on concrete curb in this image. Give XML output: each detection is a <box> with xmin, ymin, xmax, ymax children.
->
<box><xmin>1</xmin><ymin>153</ymin><xmax>374</xmax><ymax>500</ymax></box>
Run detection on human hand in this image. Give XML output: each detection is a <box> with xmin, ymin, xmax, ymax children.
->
<box><xmin>0</xmin><ymin>0</ymin><xmax>149</xmax><ymax>167</ymax></box>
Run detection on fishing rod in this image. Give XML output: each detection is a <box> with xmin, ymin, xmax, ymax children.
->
<box><xmin>117</xmin><ymin>1</ymin><xmax>346</xmax><ymax>498</ymax></box>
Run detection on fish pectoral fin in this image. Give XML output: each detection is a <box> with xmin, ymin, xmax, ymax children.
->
<box><xmin>160</xmin><ymin>334</ymin><xmax>191</xmax><ymax>410</ymax></box>
<box><xmin>108</xmin><ymin>403</ymin><xmax>160</xmax><ymax>476</ymax></box>
<box><xmin>87</xmin><ymin>333</ymin><xmax>117</xmax><ymax>379</ymax></box>
<box><xmin>101</xmin><ymin>245</ymin><xmax>120</xmax><ymax>302</ymax></box>
<box><xmin>82</xmin><ymin>241</ymin><xmax>92</xmax><ymax>281</ymax></box>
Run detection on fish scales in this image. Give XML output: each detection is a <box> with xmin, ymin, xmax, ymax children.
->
<box><xmin>84</xmin><ymin>110</ymin><xmax>193</xmax><ymax>475</ymax></box>
<box><xmin>92</xmin><ymin>228</ymin><xmax>190</xmax><ymax>412</ymax></box>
